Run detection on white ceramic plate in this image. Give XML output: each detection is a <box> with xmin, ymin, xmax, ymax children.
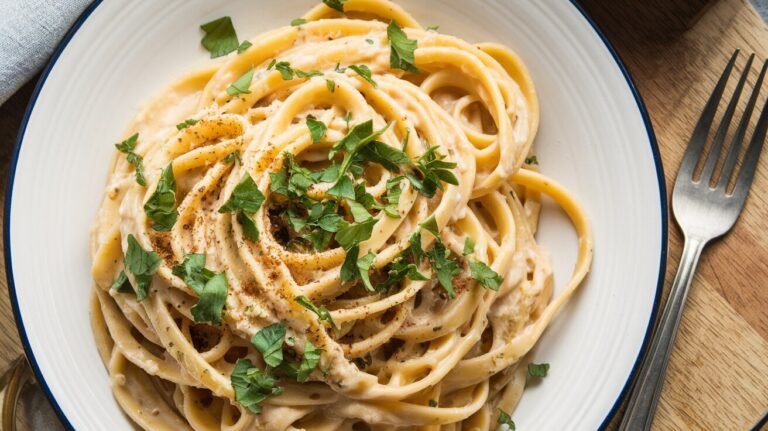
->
<box><xmin>6</xmin><ymin>0</ymin><xmax>667</xmax><ymax>429</ymax></box>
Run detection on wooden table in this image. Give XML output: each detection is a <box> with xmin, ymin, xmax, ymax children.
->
<box><xmin>0</xmin><ymin>0</ymin><xmax>767</xmax><ymax>429</ymax></box>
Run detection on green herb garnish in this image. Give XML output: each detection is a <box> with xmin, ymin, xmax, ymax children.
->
<box><xmin>219</xmin><ymin>174</ymin><xmax>265</xmax><ymax>241</ymax></box>
<box><xmin>110</xmin><ymin>270</ymin><xmax>133</xmax><ymax>293</ymax></box>
<box><xmin>323</xmin><ymin>0</ymin><xmax>346</xmax><ymax>12</ymax></box>
<box><xmin>171</xmin><ymin>253</ymin><xmax>228</xmax><ymax>324</ymax></box>
<box><xmin>124</xmin><ymin>234</ymin><xmax>161</xmax><ymax>301</ymax></box>
<box><xmin>405</xmin><ymin>146</ymin><xmax>458</xmax><ymax>198</ymax></box>
<box><xmin>326</xmin><ymin>79</ymin><xmax>336</xmax><ymax>93</ymax></box>
<box><xmin>295</xmin><ymin>296</ymin><xmax>337</xmax><ymax>330</ymax></box>
<box><xmin>348</xmin><ymin>64</ymin><xmax>377</xmax><ymax>87</ymax></box>
<box><xmin>497</xmin><ymin>409</ymin><xmax>516</xmax><ymax>430</ymax></box>
<box><xmin>144</xmin><ymin>162</ymin><xmax>179</xmax><ymax>231</ymax></box>
<box><xmin>251</xmin><ymin>323</ymin><xmax>286</xmax><ymax>367</ymax></box>
<box><xmin>291</xmin><ymin>18</ymin><xmax>307</xmax><ymax>26</ymax></box>
<box><xmin>387</xmin><ymin>21</ymin><xmax>419</xmax><ymax>73</ymax></box>
<box><xmin>115</xmin><ymin>133</ymin><xmax>146</xmax><ymax>186</ymax></box>
<box><xmin>469</xmin><ymin>260</ymin><xmax>503</xmax><ymax>291</ymax></box>
<box><xmin>306</xmin><ymin>116</ymin><xmax>327</xmax><ymax>143</ymax></box>
<box><xmin>237</xmin><ymin>40</ymin><xmax>252</xmax><ymax>54</ymax></box>
<box><xmin>227</xmin><ymin>69</ymin><xmax>255</xmax><ymax>95</ymax></box>
<box><xmin>200</xmin><ymin>17</ymin><xmax>239</xmax><ymax>58</ymax></box>
<box><xmin>528</xmin><ymin>362</ymin><xmax>549</xmax><ymax>378</ymax></box>
<box><xmin>525</xmin><ymin>155</ymin><xmax>539</xmax><ymax>165</ymax></box>
<box><xmin>463</xmin><ymin>237</ymin><xmax>475</xmax><ymax>256</ymax></box>
<box><xmin>176</xmin><ymin>118</ymin><xmax>198</xmax><ymax>131</ymax></box>
<box><xmin>231</xmin><ymin>359</ymin><xmax>283</xmax><ymax>414</ymax></box>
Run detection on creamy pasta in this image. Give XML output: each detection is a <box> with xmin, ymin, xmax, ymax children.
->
<box><xmin>89</xmin><ymin>1</ymin><xmax>593</xmax><ymax>429</ymax></box>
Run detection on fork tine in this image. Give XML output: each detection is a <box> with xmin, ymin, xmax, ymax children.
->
<box><xmin>731</xmin><ymin>62</ymin><xmax>768</xmax><ymax>207</ymax></box>
<box><xmin>717</xmin><ymin>58</ymin><xmax>768</xmax><ymax>190</ymax></box>
<box><xmin>678</xmin><ymin>50</ymin><xmax>739</xmax><ymax>181</ymax></box>
<box><xmin>700</xmin><ymin>54</ymin><xmax>754</xmax><ymax>185</ymax></box>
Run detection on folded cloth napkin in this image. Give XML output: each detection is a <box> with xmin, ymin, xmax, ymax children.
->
<box><xmin>0</xmin><ymin>0</ymin><xmax>91</xmax><ymax>104</ymax></box>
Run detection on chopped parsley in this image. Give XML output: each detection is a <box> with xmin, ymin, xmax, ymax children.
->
<box><xmin>237</xmin><ymin>40</ymin><xmax>252</xmax><ymax>54</ymax></box>
<box><xmin>251</xmin><ymin>323</ymin><xmax>286</xmax><ymax>367</ymax></box>
<box><xmin>223</xmin><ymin>150</ymin><xmax>242</xmax><ymax>165</ymax></box>
<box><xmin>295</xmin><ymin>296</ymin><xmax>337</xmax><ymax>330</ymax></box>
<box><xmin>291</xmin><ymin>18</ymin><xmax>307</xmax><ymax>26</ymax></box>
<box><xmin>270</xmin><ymin>61</ymin><xmax>322</xmax><ymax>80</ymax></box>
<box><xmin>426</xmin><ymin>240</ymin><xmax>461</xmax><ymax>299</ymax></box>
<box><xmin>348</xmin><ymin>64</ymin><xmax>377</xmax><ymax>87</ymax></box>
<box><xmin>405</xmin><ymin>145</ymin><xmax>458</xmax><ymax>198</ymax></box>
<box><xmin>469</xmin><ymin>260</ymin><xmax>503</xmax><ymax>291</ymax></box>
<box><xmin>365</xmin><ymin>38</ymin><xmax>374</xmax><ymax>45</ymax></box>
<box><xmin>340</xmin><ymin>246</ymin><xmax>376</xmax><ymax>291</ymax></box>
<box><xmin>200</xmin><ymin>17</ymin><xmax>240</xmax><ymax>58</ymax></box>
<box><xmin>124</xmin><ymin>234</ymin><xmax>161</xmax><ymax>301</ymax></box>
<box><xmin>175</xmin><ymin>118</ymin><xmax>198</xmax><ymax>131</ymax></box>
<box><xmin>387</xmin><ymin>21</ymin><xmax>419</xmax><ymax>73</ymax></box>
<box><xmin>419</xmin><ymin>215</ymin><xmax>439</xmax><ymax>238</ymax></box>
<box><xmin>219</xmin><ymin>174</ymin><xmax>265</xmax><ymax>241</ymax></box>
<box><xmin>525</xmin><ymin>155</ymin><xmax>539</xmax><ymax>165</ymax></box>
<box><xmin>335</xmin><ymin>219</ymin><xmax>376</xmax><ymax>250</ymax></box>
<box><xmin>296</xmin><ymin>341</ymin><xmax>322</xmax><ymax>382</ymax></box>
<box><xmin>227</xmin><ymin>68</ymin><xmax>255</xmax><ymax>95</ymax></box>
<box><xmin>144</xmin><ymin>162</ymin><xmax>179</xmax><ymax>231</ymax></box>
<box><xmin>110</xmin><ymin>270</ymin><xmax>133</xmax><ymax>293</ymax></box>
<box><xmin>463</xmin><ymin>237</ymin><xmax>475</xmax><ymax>256</ymax></box>
<box><xmin>428</xmin><ymin>400</ymin><xmax>438</xmax><ymax>407</ymax></box>
<box><xmin>326</xmin><ymin>79</ymin><xmax>336</xmax><ymax>93</ymax></box>
<box><xmin>231</xmin><ymin>359</ymin><xmax>283</xmax><ymax>414</ymax></box>
<box><xmin>306</xmin><ymin>116</ymin><xmax>327</xmax><ymax>143</ymax></box>
<box><xmin>528</xmin><ymin>362</ymin><xmax>550</xmax><ymax>378</ymax></box>
<box><xmin>426</xmin><ymin>25</ymin><xmax>440</xmax><ymax>31</ymax></box>
<box><xmin>171</xmin><ymin>253</ymin><xmax>228</xmax><ymax>324</ymax></box>
<box><xmin>497</xmin><ymin>409</ymin><xmax>516</xmax><ymax>430</ymax></box>
<box><xmin>322</xmin><ymin>0</ymin><xmax>346</xmax><ymax>12</ymax></box>
<box><xmin>115</xmin><ymin>133</ymin><xmax>146</xmax><ymax>186</ymax></box>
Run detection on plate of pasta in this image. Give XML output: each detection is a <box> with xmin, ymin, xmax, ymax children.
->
<box><xmin>5</xmin><ymin>0</ymin><xmax>666</xmax><ymax>430</ymax></box>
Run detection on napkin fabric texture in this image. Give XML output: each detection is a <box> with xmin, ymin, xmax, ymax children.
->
<box><xmin>0</xmin><ymin>0</ymin><xmax>91</xmax><ymax>105</ymax></box>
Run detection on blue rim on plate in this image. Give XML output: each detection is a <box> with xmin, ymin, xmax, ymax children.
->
<box><xmin>3</xmin><ymin>1</ymin><xmax>668</xmax><ymax>429</ymax></box>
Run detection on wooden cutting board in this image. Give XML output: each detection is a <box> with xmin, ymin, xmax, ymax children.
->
<box><xmin>0</xmin><ymin>0</ymin><xmax>766</xmax><ymax>429</ymax></box>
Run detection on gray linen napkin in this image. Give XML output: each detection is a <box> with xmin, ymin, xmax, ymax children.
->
<box><xmin>0</xmin><ymin>0</ymin><xmax>91</xmax><ymax>104</ymax></box>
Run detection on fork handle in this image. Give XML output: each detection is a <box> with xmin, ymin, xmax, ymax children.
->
<box><xmin>619</xmin><ymin>236</ymin><xmax>707</xmax><ymax>431</ymax></box>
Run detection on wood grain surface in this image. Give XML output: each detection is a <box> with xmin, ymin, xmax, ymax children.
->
<box><xmin>0</xmin><ymin>0</ymin><xmax>767</xmax><ymax>429</ymax></box>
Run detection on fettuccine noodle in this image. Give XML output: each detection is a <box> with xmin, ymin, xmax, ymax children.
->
<box><xmin>89</xmin><ymin>1</ymin><xmax>593</xmax><ymax>429</ymax></box>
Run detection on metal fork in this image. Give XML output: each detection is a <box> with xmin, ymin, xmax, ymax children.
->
<box><xmin>620</xmin><ymin>50</ymin><xmax>768</xmax><ymax>430</ymax></box>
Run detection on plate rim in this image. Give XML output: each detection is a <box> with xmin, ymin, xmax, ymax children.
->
<box><xmin>3</xmin><ymin>1</ymin><xmax>668</xmax><ymax>429</ymax></box>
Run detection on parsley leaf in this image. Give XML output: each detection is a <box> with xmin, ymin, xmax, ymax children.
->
<box><xmin>295</xmin><ymin>69</ymin><xmax>323</xmax><ymax>78</ymax></box>
<box><xmin>237</xmin><ymin>40</ymin><xmax>252</xmax><ymax>54</ymax></box>
<box><xmin>144</xmin><ymin>163</ymin><xmax>179</xmax><ymax>231</ymax></box>
<box><xmin>348</xmin><ymin>64</ymin><xmax>377</xmax><ymax>87</ymax></box>
<box><xmin>336</xmin><ymin>218</ymin><xmax>376</xmax><ymax>250</ymax></box>
<box><xmin>340</xmin><ymin>246</ymin><xmax>375</xmax><ymax>291</ymax></box>
<box><xmin>224</xmin><ymin>150</ymin><xmax>242</xmax><ymax>165</ymax></box>
<box><xmin>296</xmin><ymin>341</ymin><xmax>321</xmax><ymax>382</ymax></box>
<box><xmin>326</xmin><ymin>79</ymin><xmax>336</xmax><ymax>93</ymax></box>
<box><xmin>380</xmin><ymin>177</ymin><xmax>403</xmax><ymax>218</ymax></box>
<box><xmin>528</xmin><ymin>362</ymin><xmax>550</xmax><ymax>378</ymax></box>
<box><xmin>426</xmin><ymin>241</ymin><xmax>461</xmax><ymax>299</ymax></box>
<box><xmin>110</xmin><ymin>270</ymin><xmax>133</xmax><ymax>293</ymax></box>
<box><xmin>291</xmin><ymin>18</ymin><xmax>307</xmax><ymax>26</ymax></box>
<box><xmin>295</xmin><ymin>296</ymin><xmax>337</xmax><ymax>330</ymax></box>
<box><xmin>497</xmin><ymin>410</ymin><xmax>516</xmax><ymax>430</ymax></box>
<box><xmin>419</xmin><ymin>215</ymin><xmax>439</xmax><ymax>238</ymax></box>
<box><xmin>200</xmin><ymin>17</ymin><xmax>239</xmax><ymax>58</ymax></box>
<box><xmin>525</xmin><ymin>155</ymin><xmax>539</xmax><ymax>165</ymax></box>
<box><xmin>429</xmin><ymin>400</ymin><xmax>438</xmax><ymax>407</ymax></box>
<box><xmin>115</xmin><ymin>133</ymin><xmax>146</xmax><ymax>186</ymax></box>
<box><xmin>192</xmin><ymin>272</ymin><xmax>228</xmax><ymax>324</ymax></box>
<box><xmin>365</xmin><ymin>38</ymin><xmax>374</xmax><ymax>45</ymax></box>
<box><xmin>322</xmin><ymin>0</ymin><xmax>346</xmax><ymax>12</ymax></box>
<box><xmin>227</xmin><ymin>69</ymin><xmax>255</xmax><ymax>95</ymax></box>
<box><xmin>251</xmin><ymin>323</ymin><xmax>286</xmax><ymax>367</ymax></box>
<box><xmin>469</xmin><ymin>260</ymin><xmax>503</xmax><ymax>291</ymax></box>
<box><xmin>219</xmin><ymin>174</ymin><xmax>265</xmax><ymax>214</ymax></box>
<box><xmin>306</xmin><ymin>116</ymin><xmax>327</xmax><ymax>143</ymax></box>
<box><xmin>387</xmin><ymin>21</ymin><xmax>419</xmax><ymax>73</ymax></box>
<box><xmin>124</xmin><ymin>234</ymin><xmax>161</xmax><ymax>301</ymax></box>
<box><xmin>176</xmin><ymin>118</ymin><xmax>198</xmax><ymax>131</ymax></box>
<box><xmin>426</xmin><ymin>25</ymin><xmax>440</xmax><ymax>31</ymax></box>
<box><xmin>231</xmin><ymin>359</ymin><xmax>283</xmax><ymax>414</ymax></box>
<box><xmin>406</xmin><ymin>146</ymin><xmax>458</xmax><ymax>198</ymax></box>
<box><xmin>357</xmin><ymin>141</ymin><xmax>410</xmax><ymax>172</ymax></box>
<box><xmin>327</xmin><ymin>175</ymin><xmax>355</xmax><ymax>200</ymax></box>
<box><xmin>171</xmin><ymin>253</ymin><xmax>228</xmax><ymax>324</ymax></box>
<box><xmin>346</xmin><ymin>199</ymin><xmax>372</xmax><ymax>223</ymax></box>
<box><xmin>329</xmin><ymin>120</ymin><xmax>390</xmax><ymax>179</ymax></box>
<box><xmin>238</xmin><ymin>211</ymin><xmax>260</xmax><ymax>241</ymax></box>
<box><xmin>172</xmin><ymin>253</ymin><xmax>213</xmax><ymax>294</ymax></box>
<box><xmin>463</xmin><ymin>237</ymin><xmax>475</xmax><ymax>256</ymax></box>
